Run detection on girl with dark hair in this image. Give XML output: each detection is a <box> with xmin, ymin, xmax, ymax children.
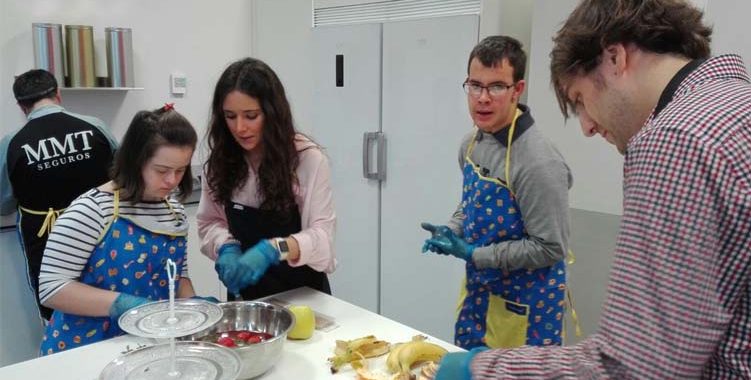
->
<box><xmin>37</xmin><ymin>105</ymin><xmax>216</xmax><ymax>355</ymax></box>
<box><xmin>197</xmin><ymin>57</ymin><xmax>336</xmax><ymax>300</ymax></box>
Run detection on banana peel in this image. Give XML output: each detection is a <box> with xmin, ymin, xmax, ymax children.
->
<box><xmin>417</xmin><ymin>362</ymin><xmax>439</xmax><ymax>380</ymax></box>
<box><xmin>356</xmin><ymin>368</ymin><xmax>414</xmax><ymax>380</ymax></box>
<box><xmin>329</xmin><ymin>335</ymin><xmax>391</xmax><ymax>373</ymax></box>
<box><xmin>356</xmin><ymin>360</ymin><xmax>439</xmax><ymax>380</ymax></box>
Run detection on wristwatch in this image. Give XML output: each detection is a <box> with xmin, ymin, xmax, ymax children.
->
<box><xmin>275</xmin><ymin>238</ymin><xmax>289</xmax><ymax>261</ymax></box>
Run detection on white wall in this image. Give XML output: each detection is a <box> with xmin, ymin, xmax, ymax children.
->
<box><xmin>704</xmin><ymin>1</ymin><xmax>751</xmax><ymax>60</ymax></box>
<box><xmin>527</xmin><ymin>0</ymin><xmax>624</xmax><ymax>215</ymax></box>
<box><xmin>482</xmin><ymin>0</ymin><xmax>533</xmax><ymax>47</ymax></box>
<box><xmin>251</xmin><ymin>0</ymin><xmax>315</xmax><ymax>135</ymax></box>
<box><xmin>0</xmin><ymin>0</ymin><xmax>252</xmax><ymax>367</ymax></box>
<box><xmin>480</xmin><ymin>0</ymin><xmax>533</xmax><ymax>104</ymax></box>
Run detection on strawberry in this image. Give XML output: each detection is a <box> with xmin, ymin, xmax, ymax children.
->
<box><xmin>237</xmin><ymin>331</ymin><xmax>251</xmax><ymax>341</ymax></box>
<box><xmin>217</xmin><ymin>336</ymin><xmax>235</xmax><ymax>347</ymax></box>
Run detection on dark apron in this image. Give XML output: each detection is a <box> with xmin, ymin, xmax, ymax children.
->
<box><xmin>225</xmin><ymin>202</ymin><xmax>330</xmax><ymax>300</ymax></box>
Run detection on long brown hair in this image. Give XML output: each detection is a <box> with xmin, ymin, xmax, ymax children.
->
<box><xmin>205</xmin><ymin>57</ymin><xmax>300</xmax><ymax>216</ymax></box>
<box><xmin>550</xmin><ymin>0</ymin><xmax>712</xmax><ymax>118</ymax></box>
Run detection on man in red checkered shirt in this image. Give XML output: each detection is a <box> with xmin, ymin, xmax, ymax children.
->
<box><xmin>433</xmin><ymin>0</ymin><xmax>751</xmax><ymax>379</ymax></box>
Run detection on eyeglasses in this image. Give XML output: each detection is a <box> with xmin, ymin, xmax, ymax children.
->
<box><xmin>462</xmin><ymin>81</ymin><xmax>515</xmax><ymax>98</ymax></box>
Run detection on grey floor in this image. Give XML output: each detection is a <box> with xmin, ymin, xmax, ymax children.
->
<box><xmin>564</xmin><ymin>208</ymin><xmax>621</xmax><ymax>344</ymax></box>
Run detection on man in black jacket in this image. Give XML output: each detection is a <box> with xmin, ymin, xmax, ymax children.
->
<box><xmin>0</xmin><ymin>69</ymin><xmax>118</xmax><ymax>321</ymax></box>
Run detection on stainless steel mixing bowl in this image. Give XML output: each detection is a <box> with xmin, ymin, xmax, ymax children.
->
<box><xmin>180</xmin><ymin>301</ymin><xmax>295</xmax><ymax>379</ymax></box>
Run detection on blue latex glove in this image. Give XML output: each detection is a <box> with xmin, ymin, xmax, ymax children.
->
<box><xmin>191</xmin><ymin>295</ymin><xmax>220</xmax><ymax>303</ymax></box>
<box><xmin>215</xmin><ymin>243</ymin><xmax>244</xmax><ymax>294</ymax></box>
<box><xmin>434</xmin><ymin>347</ymin><xmax>488</xmax><ymax>380</ymax></box>
<box><xmin>422</xmin><ymin>223</ymin><xmax>475</xmax><ymax>260</ymax></box>
<box><xmin>109</xmin><ymin>293</ymin><xmax>149</xmax><ymax>320</ymax></box>
<box><xmin>237</xmin><ymin>240</ymin><xmax>280</xmax><ymax>286</ymax></box>
<box><xmin>420</xmin><ymin>222</ymin><xmax>453</xmax><ymax>254</ymax></box>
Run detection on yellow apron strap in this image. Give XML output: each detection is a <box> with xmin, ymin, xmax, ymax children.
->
<box><xmin>18</xmin><ymin>206</ymin><xmax>65</xmax><ymax>237</ymax></box>
<box><xmin>562</xmin><ymin>288</ymin><xmax>583</xmax><ymax>342</ymax></box>
<box><xmin>561</xmin><ymin>249</ymin><xmax>583</xmax><ymax>342</ymax></box>
<box><xmin>456</xmin><ymin>276</ymin><xmax>468</xmax><ymax>319</ymax></box>
<box><xmin>113</xmin><ymin>190</ymin><xmax>120</xmax><ymax>217</ymax></box>
<box><xmin>567</xmin><ymin>249</ymin><xmax>576</xmax><ymax>265</ymax></box>
<box><xmin>94</xmin><ymin>189</ymin><xmax>121</xmax><ymax>243</ymax></box>
<box><xmin>467</xmin><ymin>108</ymin><xmax>522</xmax><ymax>190</ymax></box>
<box><xmin>504</xmin><ymin>108</ymin><xmax>522</xmax><ymax>193</ymax></box>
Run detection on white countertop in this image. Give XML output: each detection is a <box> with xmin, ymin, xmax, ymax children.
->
<box><xmin>0</xmin><ymin>287</ymin><xmax>460</xmax><ymax>379</ymax></box>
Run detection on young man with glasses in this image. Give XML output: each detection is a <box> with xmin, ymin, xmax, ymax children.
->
<box><xmin>421</xmin><ymin>35</ymin><xmax>573</xmax><ymax>351</ymax></box>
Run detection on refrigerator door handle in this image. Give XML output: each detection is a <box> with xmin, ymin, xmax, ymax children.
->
<box><xmin>362</xmin><ymin>132</ymin><xmax>386</xmax><ymax>181</ymax></box>
<box><xmin>375</xmin><ymin>132</ymin><xmax>386</xmax><ymax>181</ymax></box>
<box><xmin>363</xmin><ymin>132</ymin><xmax>376</xmax><ymax>179</ymax></box>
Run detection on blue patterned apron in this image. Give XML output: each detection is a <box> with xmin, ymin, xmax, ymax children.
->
<box><xmin>454</xmin><ymin>111</ymin><xmax>566</xmax><ymax>350</ymax></box>
<box><xmin>40</xmin><ymin>191</ymin><xmax>187</xmax><ymax>355</ymax></box>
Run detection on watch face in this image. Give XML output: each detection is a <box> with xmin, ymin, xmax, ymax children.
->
<box><xmin>278</xmin><ymin>239</ymin><xmax>289</xmax><ymax>253</ymax></box>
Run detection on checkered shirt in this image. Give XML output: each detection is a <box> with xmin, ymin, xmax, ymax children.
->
<box><xmin>469</xmin><ymin>55</ymin><xmax>751</xmax><ymax>379</ymax></box>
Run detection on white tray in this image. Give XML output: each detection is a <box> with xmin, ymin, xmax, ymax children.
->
<box><xmin>118</xmin><ymin>299</ymin><xmax>223</xmax><ymax>339</ymax></box>
<box><xmin>99</xmin><ymin>341</ymin><xmax>241</xmax><ymax>380</ymax></box>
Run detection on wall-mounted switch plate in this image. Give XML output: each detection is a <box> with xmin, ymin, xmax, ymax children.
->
<box><xmin>170</xmin><ymin>73</ymin><xmax>187</xmax><ymax>95</ymax></box>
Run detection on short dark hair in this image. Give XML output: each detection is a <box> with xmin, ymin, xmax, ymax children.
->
<box><xmin>13</xmin><ymin>69</ymin><xmax>58</xmax><ymax>109</ymax></box>
<box><xmin>111</xmin><ymin>107</ymin><xmax>198</xmax><ymax>202</ymax></box>
<box><xmin>550</xmin><ymin>0</ymin><xmax>712</xmax><ymax>118</ymax></box>
<box><xmin>467</xmin><ymin>35</ymin><xmax>527</xmax><ymax>82</ymax></box>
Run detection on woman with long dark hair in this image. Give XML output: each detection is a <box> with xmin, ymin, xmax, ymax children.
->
<box><xmin>197</xmin><ymin>57</ymin><xmax>336</xmax><ymax>300</ymax></box>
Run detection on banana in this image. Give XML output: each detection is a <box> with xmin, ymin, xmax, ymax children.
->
<box><xmin>385</xmin><ymin>336</ymin><xmax>447</xmax><ymax>375</ymax></box>
<box><xmin>386</xmin><ymin>336</ymin><xmax>424</xmax><ymax>373</ymax></box>
<box><xmin>329</xmin><ymin>335</ymin><xmax>391</xmax><ymax>373</ymax></box>
<box><xmin>396</xmin><ymin>341</ymin><xmax>447</xmax><ymax>374</ymax></box>
<box><xmin>385</xmin><ymin>342</ymin><xmax>406</xmax><ymax>373</ymax></box>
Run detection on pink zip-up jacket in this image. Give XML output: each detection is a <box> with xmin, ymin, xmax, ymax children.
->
<box><xmin>197</xmin><ymin>135</ymin><xmax>337</xmax><ymax>273</ymax></box>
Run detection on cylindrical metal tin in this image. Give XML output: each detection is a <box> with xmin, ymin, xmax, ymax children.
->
<box><xmin>32</xmin><ymin>23</ymin><xmax>65</xmax><ymax>86</ymax></box>
<box><xmin>65</xmin><ymin>25</ymin><xmax>96</xmax><ymax>87</ymax></box>
<box><xmin>105</xmin><ymin>27</ymin><xmax>135</xmax><ymax>87</ymax></box>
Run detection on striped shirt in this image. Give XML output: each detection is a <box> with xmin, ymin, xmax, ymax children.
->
<box><xmin>470</xmin><ymin>55</ymin><xmax>751</xmax><ymax>379</ymax></box>
<box><xmin>38</xmin><ymin>188</ymin><xmax>190</xmax><ymax>304</ymax></box>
